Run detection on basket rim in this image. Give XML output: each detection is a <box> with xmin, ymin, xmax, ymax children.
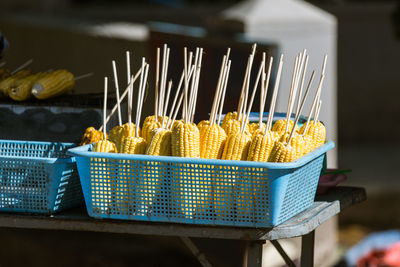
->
<box><xmin>0</xmin><ymin>139</ymin><xmax>76</xmax><ymax>163</ymax></box>
<box><xmin>68</xmin><ymin>141</ymin><xmax>334</xmax><ymax>169</ymax></box>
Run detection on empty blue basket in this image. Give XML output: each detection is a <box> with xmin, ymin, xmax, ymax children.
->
<box><xmin>69</xmin><ymin>141</ymin><xmax>334</xmax><ymax>227</ymax></box>
<box><xmin>0</xmin><ymin>140</ymin><xmax>83</xmax><ymax>214</ymax></box>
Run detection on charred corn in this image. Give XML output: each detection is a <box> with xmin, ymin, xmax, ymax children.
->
<box><xmin>32</xmin><ymin>69</ymin><xmax>74</xmax><ymax>99</ymax></box>
<box><xmin>199</xmin><ymin>123</ymin><xmax>227</xmax><ymax>159</ymax></box>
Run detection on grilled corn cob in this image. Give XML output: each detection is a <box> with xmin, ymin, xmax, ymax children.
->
<box><xmin>199</xmin><ymin>123</ymin><xmax>227</xmax><ymax>159</ymax></box>
<box><xmin>80</xmin><ymin>127</ymin><xmax>104</xmax><ymax>145</ymax></box>
<box><xmin>146</xmin><ymin>128</ymin><xmax>172</xmax><ymax>156</ymax></box>
<box><xmin>32</xmin><ymin>69</ymin><xmax>74</xmax><ymax>99</ymax></box>
<box><xmin>247</xmin><ymin>131</ymin><xmax>275</xmax><ymax>162</ymax></box>
<box><xmin>272</xmin><ymin>119</ymin><xmax>299</xmax><ymax>133</ymax></box>
<box><xmin>9</xmin><ymin>72</ymin><xmax>47</xmax><ymax>101</ymax></box>
<box><xmin>221</xmin><ymin>132</ymin><xmax>252</xmax><ymax>161</ymax></box>
<box><xmin>0</xmin><ymin>69</ymin><xmax>32</xmax><ymax>97</ymax></box>
<box><xmin>299</xmin><ymin>120</ymin><xmax>326</xmax><ymax>150</ymax></box>
<box><xmin>92</xmin><ymin>139</ymin><xmax>117</xmax><ymax>153</ymax></box>
<box><xmin>108</xmin><ymin>125</ymin><xmax>123</xmax><ymax>150</ymax></box>
<box><xmin>115</xmin><ymin>123</ymin><xmax>139</xmax><ymax>153</ymax></box>
<box><xmin>197</xmin><ymin>120</ymin><xmax>210</xmax><ymax>132</ymax></box>
<box><xmin>171</xmin><ymin>121</ymin><xmax>200</xmax><ymax>158</ymax></box>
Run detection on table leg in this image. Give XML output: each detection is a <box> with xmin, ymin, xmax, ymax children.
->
<box><xmin>245</xmin><ymin>241</ymin><xmax>265</xmax><ymax>267</ymax></box>
<box><xmin>301</xmin><ymin>230</ymin><xmax>315</xmax><ymax>267</ymax></box>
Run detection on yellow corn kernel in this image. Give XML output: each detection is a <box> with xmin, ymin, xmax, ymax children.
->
<box><xmin>108</xmin><ymin>125</ymin><xmax>123</xmax><ymax>150</ymax></box>
<box><xmin>247</xmin><ymin>131</ymin><xmax>275</xmax><ymax>162</ymax></box>
<box><xmin>222</xmin><ymin>132</ymin><xmax>251</xmax><ymax>161</ymax></box>
<box><xmin>146</xmin><ymin>128</ymin><xmax>172</xmax><ymax>156</ymax></box>
<box><xmin>142</xmin><ymin>115</ymin><xmax>163</xmax><ymax>143</ymax></box>
<box><xmin>249</xmin><ymin>122</ymin><xmax>266</xmax><ymax>136</ymax></box>
<box><xmin>171</xmin><ymin>121</ymin><xmax>200</xmax><ymax>158</ymax></box>
<box><xmin>31</xmin><ymin>69</ymin><xmax>74</xmax><ymax>100</ymax></box>
<box><xmin>269</xmin><ymin>141</ymin><xmax>298</xmax><ymax>162</ymax></box>
<box><xmin>116</xmin><ymin>123</ymin><xmax>140</xmax><ymax>153</ymax></box>
<box><xmin>272</xmin><ymin>119</ymin><xmax>299</xmax><ymax>133</ymax></box>
<box><xmin>199</xmin><ymin>123</ymin><xmax>227</xmax><ymax>159</ymax></box>
<box><xmin>279</xmin><ymin>132</ymin><xmax>307</xmax><ymax>159</ymax></box>
<box><xmin>221</xmin><ymin>111</ymin><xmax>237</xmax><ymax>130</ymax></box>
<box><xmin>222</xmin><ymin>119</ymin><xmax>250</xmax><ymax>136</ymax></box>
<box><xmin>303</xmin><ymin>134</ymin><xmax>314</xmax><ymax>154</ymax></box>
<box><xmin>120</xmin><ymin>136</ymin><xmax>147</xmax><ymax>154</ymax></box>
<box><xmin>299</xmin><ymin>120</ymin><xmax>326</xmax><ymax>149</ymax></box>
<box><xmin>80</xmin><ymin>127</ymin><xmax>104</xmax><ymax>145</ymax></box>
<box><xmin>92</xmin><ymin>139</ymin><xmax>116</xmax><ymax>153</ymax></box>
<box><xmin>197</xmin><ymin>120</ymin><xmax>210</xmax><ymax>132</ymax></box>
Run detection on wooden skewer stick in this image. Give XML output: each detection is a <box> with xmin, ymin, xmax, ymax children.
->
<box><xmin>169</xmin><ymin>93</ymin><xmax>184</xmax><ymax>130</ymax></box>
<box><xmin>166</xmin><ymin>65</ymin><xmax>196</xmax><ymax>128</ymax></box>
<box><xmin>315</xmin><ymin>100</ymin><xmax>322</xmax><ymax>123</ymax></box>
<box><xmin>112</xmin><ymin>60</ymin><xmax>123</xmax><ymax>126</ymax></box>
<box><xmin>162</xmin><ymin>80</ymin><xmax>173</xmax><ymax>128</ymax></box>
<box><xmin>126</xmin><ymin>51</ymin><xmax>131</xmax><ymax>85</ymax></box>
<box><xmin>241</xmin><ymin>57</ymin><xmax>265</xmax><ymax>133</ymax></box>
<box><xmin>211</xmin><ymin>58</ymin><xmax>228</xmax><ymax>124</ymax></box>
<box><xmin>128</xmin><ymin>75</ymin><xmax>133</xmax><ymax>124</ymax></box>
<box><xmin>210</xmin><ymin>55</ymin><xmax>227</xmax><ymax>124</ymax></box>
<box><xmin>135</xmin><ymin>59</ymin><xmax>146</xmax><ymax>138</ymax></box>
<box><xmin>265</xmin><ymin>54</ymin><xmax>284</xmax><ymax>134</ymax></box>
<box><xmin>284</xmin><ymin>56</ymin><xmax>299</xmax><ymax>133</ymax></box>
<box><xmin>159</xmin><ymin>45</ymin><xmax>167</xmax><ymax>117</ymax></box>
<box><xmin>155</xmin><ymin>47</ymin><xmax>160</xmax><ymax>119</ymax></box>
<box><xmin>302</xmin><ymin>74</ymin><xmax>325</xmax><ymax>136</ymax></box>
<box><xmin>183</xmin><ymin>47</ymin><xmax>189</xmax><ymax>123</ymax></box>
<box><xmin>259</xmin><ymin>56</ymin><xmax>274</xmax><ymax>131</ymax></box>
<box><xmin>258</xmin><ymin>53</ymin><xmax>267</xmax><ymax>127</ymax></box>
<box><xmin>217</xmin><ymin>60</ymin><xmax>232</xmax><ymax>126</ymax></box>
<box><xmin>313</xmin><ymin>55</ymin><xmax>328</xmax><ymax>120</ymax></box>
<box><xmin>99</xmin><ymin>66</ymin><xmax>143</xmax><ymax>131</ymax></box>
<box><xmin>287</xmin><ymin>71</ymin><xmax>315</xmax><ymax>145</ymax></box>
<box><xmin>136</xmin><ymin>60</ymin><xmax>149</xmax><ymax>138</ymax></box>
<box><xmin>188</xmin><ymin>48</ymin><xmax>200</xmax><ymax>122</ymax></box>
<box><xmin>190</xmin><ymin>48</ymin><xmax>203</xmax><ymax>123</ymax></box>
<box><xmin>74</xmin><ymin>72</ymin><xmax>94</xmax><ymax>81</ymax></box>
<box><xmin>296</xmin><ymin>54</ymin><xmax>309</xmax><ymax>116</ymax></box>
<box><xmin>11</xmin><ymin>59</ymin><xmax>33</xmax><ymax>75</ymax></box>
<box><xmin>103</xmin><ymin>77</ymin><xmax>108</xmax><ymax>139</ymax></box>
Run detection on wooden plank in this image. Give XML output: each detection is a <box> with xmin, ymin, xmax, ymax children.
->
<box><xmin>245</xmin><ymin>241</ymin><xmax>264</xmax><ymax>267</ymax></box>
<box><xmin>0</xmin><ymin>187</ymin><xmax>366</xmax><ymax>241</ymax></box>
<box><xmin>300</xmin><ymin>231</ymin><xmax>315</xmax><ymax>267</ymax></box>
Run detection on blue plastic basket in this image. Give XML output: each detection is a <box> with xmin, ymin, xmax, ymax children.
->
<box><xmin>69</xmin><ymin>141</ymin><xmax>334</xmax><ymax>227</ymax></box>
<box><xmin>0</xmin><ymin>140</ymin><xmax>82</xmax><ymax>214</ymax></box>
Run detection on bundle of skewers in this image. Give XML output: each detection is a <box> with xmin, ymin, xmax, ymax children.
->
<box><xmin>82</xmin><ymin>44</ymin><xmax>328</xmax><ymax>164</ymax></box>
<box><xmin>0</xmin><ymin>59</ymin><xmax>92</xmax><ymax>101</ymax></box>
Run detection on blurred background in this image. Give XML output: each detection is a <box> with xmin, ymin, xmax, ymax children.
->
<box><xmin>0</xmin><ymin>0</ymin><xmax>399</xmax><ymax>266</ymax></box>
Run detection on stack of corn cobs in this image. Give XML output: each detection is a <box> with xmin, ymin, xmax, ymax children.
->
<box><xmin>83</xmin><ymin>44</ymin><xmax>327</xmax><ymax>163</ymax></box>
<box><xmin>0</xmin><ymin>59</ymin><xmax>90</xmax><ymax>101</ymax></box>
